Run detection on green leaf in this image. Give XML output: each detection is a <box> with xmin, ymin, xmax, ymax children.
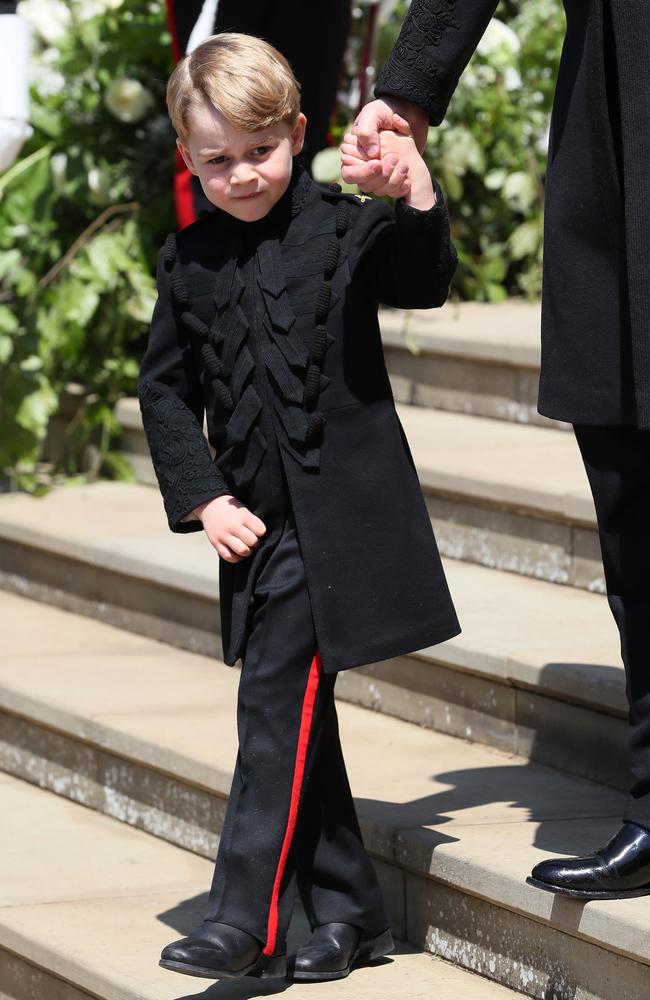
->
<box><xmin>0</xmin><ymin>144</ymin><xmax>53</xmax><ymax>200</ymax></box>
<box><xmin>0</xmin><ymin>335</ymin><xmax>13</xmax><ymax>364</ymax></box>
<box><xmin>311</xmin><ymin>147</ymin><xmax>342</xmax><ymax>184</ymax></box>
<box><xmin>100</xmin><ymin>449</ymin><xmax>137</xmax><ymax>482</ymax></box>
<box><xmin>509</xmin><ymin>219</ymin><xmax>542</xmax><ymax>260</ymax></box>
<box><xmin>55</xmin><ymin>278</ymin><xmax>101</xmax><ymax>326</ymax></box>
<box><xmin>0</xmin><ymin>250</ymin><xmax>22</xmax><ymax>282</ymax></box>
<box><xmin>15</xmin><ymin>384</ymin><xmax>58</xmax><ymax>437</ymax></box>
<box><xmin>486</xmin><ymin>282</ymin><xmax>508</xmax><ymax>303</ymax></box>
<box><xmin>0</xmin><ymin>306</ymin><xmax>18</xmax><ymax>335</ymax></box>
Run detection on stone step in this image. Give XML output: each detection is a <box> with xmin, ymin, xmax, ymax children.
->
<box><xmin>0</xmin><ymin>482</ymin><xmax>623</xmax><ymax>786</ymax></box>
<box><xmin>0</xmin><ymin>598</ymin><xmax>646</xmax><ymax>999</ymax></box>
<box><xmin>0</xmin><ymin>774</ymin><xmax>518</xmax><ymax>1000</ymax></box>
<box><xmin>116</xmin><ymin>396</ymin><xmax>601</xmax><ymax>592</ymax></box>
<box><xmin>379</xmin><ymin>300</ymin><xmax>564</xmax><ymax>429</ymax></box>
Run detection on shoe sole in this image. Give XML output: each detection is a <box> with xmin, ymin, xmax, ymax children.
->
<box><xmin>526</xmin><ymin>876</ymin><xmax>650</xmax><ymax>900</ymax></box>
<box><xmin>159</xmin><ymin>952</ymin><xmax>286</xmax><ymax>980</ymax></box>
<box><xmin>291</xmin><ymin>928</ymin><xmax>395</xmax><ymax>982</ymax></box>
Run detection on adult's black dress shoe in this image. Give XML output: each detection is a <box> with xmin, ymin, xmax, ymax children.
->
<box><xmin>159</xmin><ymin>920</ymin><xmax>286</xmax><ymax>979</ymax></box>
<box><xmin>527</xmin><ymin>822</ymin><xmax>650</xmax><ymax>900</ymax></box>
<box><xmin>291</xmin><ymin>922</ymin><xmax>395</xmax><ymax>981</ymax></box>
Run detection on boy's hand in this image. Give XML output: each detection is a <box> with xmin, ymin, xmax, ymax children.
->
<box><xmin>193</xmin><ymin>495</ymin><xmax>267</xmax><ymax>563</ymax></box>
<box><xmin>341</xmin><ymin>129</ymin><xmax>436</xmax><ymax>211</ymax></box>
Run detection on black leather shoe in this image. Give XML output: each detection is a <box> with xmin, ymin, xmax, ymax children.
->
<box><xmin>527</xmin><ymin>822</ymin><xmax>650</xmax><ymax>900</ymax></box>
<box><xmin>159</xmin><ymin>920</ymin><xmax>286</xmax><ymax>979</ymax></box>
<box><xmin>291</xmin><ymin>922</ymin><xmax>395</xmax><ymax>981</ymax></box>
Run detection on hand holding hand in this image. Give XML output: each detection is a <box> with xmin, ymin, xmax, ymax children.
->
<box><xmin>341</xmin><ymin>129</ymin><xmax>436</xmax><ymax>210</ymax></box>
<box><xmin>341</xmin><ymin>97</ymin><xmax>429</xmax><ymax>194</ymax></box>
<box><xmin>193</xmin><ymin>495</ymin><xmax>267</xmax><ymax>563</ymax></box>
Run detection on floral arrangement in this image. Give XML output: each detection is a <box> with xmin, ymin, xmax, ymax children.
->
<box><xmin>2</xmin><ymin>0</ymin><xmax>173</xmax><ymax>490</ymax></box>
<box><xmin>1</xmin><ymin>0</ymin><xmax>563</xmax><ymax>492</ymax></box>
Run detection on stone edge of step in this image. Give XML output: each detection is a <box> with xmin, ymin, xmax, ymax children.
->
<box><xmin>0</xmin><ymin>771</ymin><xmax>526</xmax><ymax>1000</ymax></box>
<box><xmin>114</xmin><ymin>397</ymin><xmax>595</xmax><ymax>526</ymax></box>
<box><xmin>0</xmin><ymin>686</ymin><xmax>645</xmax><ymax>970</ymax></box>
<box><xmin>0</xmin><ymin>490</ymin><xmax>624</xmax><ymax>718</ymax></box>
<box><xmin>378</xmin><ymin>306</ymin><xmax>542</xmax><ymax>370</ymax></box>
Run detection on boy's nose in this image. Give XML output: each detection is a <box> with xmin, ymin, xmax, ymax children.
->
<box><xmin>230</xmin><ymin>163</ymin><xmax>257</xmax><ymax>187</ymax></box>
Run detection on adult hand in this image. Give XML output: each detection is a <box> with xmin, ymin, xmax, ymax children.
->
<box><xmin>341</xmin><ymin>132</ymin><xmax>411</xmax><ymax>200</ymax></box>
<box><xmin>342</xmin><ymin>97</ymin><xmax>429</xmax><ymax>194</ymax></box>
<box><xmin>194</xmin><ymin>495</ymin><xmax>267</xmax><ymax>563</ymax></box>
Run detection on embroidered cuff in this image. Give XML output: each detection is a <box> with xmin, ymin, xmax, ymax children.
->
<box><xmin>138</xmin><ymin>379</ymin><xmax>231</xmax><ymax>534</ymax></box>
<box><xmin>374</xmin><ymin>56</ymin><xmax>451</xmax><ymax>126</ymax></box>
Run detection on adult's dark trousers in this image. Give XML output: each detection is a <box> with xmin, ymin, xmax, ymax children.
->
<box><xmin>203</xmin><ymin>516</ymin><xmax>388</xmax><ymax>958</ymax></box>
<box><xmin>574</xmin><ymin>424</ymin><xmax>650</xmax><ymax>829</ymax></box>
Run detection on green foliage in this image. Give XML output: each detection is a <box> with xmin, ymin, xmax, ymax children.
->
<box><xmin>3</xmin><ymin>0</ymin><xmax>565</xmax><ymax>494</ymax></box>
<box><xmin>341</xmin><ymin>0</ymin><xmax>565</xmax><ymax>301</ymax></box>
<box><xmin>2</xmin><ymin>0</ymin><xmax>174</xmax><ymax>491</ymax></box>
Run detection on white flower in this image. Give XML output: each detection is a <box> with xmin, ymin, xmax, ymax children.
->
<box><xmin>29</xmin><ymin>47</ymin><xmax>66</xmax><ymax>98</ymax></box>
<box><xmin>504</xmin><ymin>67</ymin><xmax>522</xmax><ymax>91</ymax></box>
<box><xmin>50</xmin><ymin>152</ymin><xmax>67</xmax><ymax>190</ymax></box>
<box><xmin>17</xmin><ymin>0</ymin><xmax>71</xmax><ymax>45</ymax></box>
<box><xmin>87</xmin><ymin>166</ymin><xmax>111</xmax><ymax>205</ymax></box>
<box><xmin>443</xmin><ymin>126</ymin><xmax>486</xmax><ymax>175</ymax></box>
<box><xmin>536</xmin><ymin>124</ymin><xmax>550</xmax><ymax>154</ymax></box>
<box><xmin>485</xmin><ymin>168</ymin><xmax>507</xmax><ymax>191</ymax></box>
<box><xmin>477</xmin><ymin>19</ymin><xmax>521</xmax><ymax>57</ymax></box>
<box><xmin>503</xmin><ymin>171</ymin><xmax>538</xmax><ymax>211</ymax></box>
<box><xmin>74</xmin><ymin>0</ymin><xmax>125</xmax><ymax>20</ymax></box>
<box><xmin>104</xmin><ymin>78</ymin><xmax>153</xmax><ymax>124</ymax></box>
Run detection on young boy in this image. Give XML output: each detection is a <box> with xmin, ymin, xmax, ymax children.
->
<box><xmin>138</xmin><ymin>31</ymin><xmax>460</xmax><ymax>983</ymax></box>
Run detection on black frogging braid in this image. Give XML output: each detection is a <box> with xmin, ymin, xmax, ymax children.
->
<box><xmin>303</xmin><ymin>198</ymin><xmax>350</xmax><ymax>441</ymax></box>
<box><xmin>164</xmin><ymin>233</ymin><xmax>234</xmax><ymax>412</ymax></box>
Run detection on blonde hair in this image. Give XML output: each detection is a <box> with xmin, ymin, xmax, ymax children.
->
<box><xmin>167</xmin><ymin>32</ymin><xmax>301</xmax><ymax>143</ymax></box>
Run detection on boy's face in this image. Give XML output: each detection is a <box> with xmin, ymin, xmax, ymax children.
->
<box><xmin>178</xmin><ymin>101</ymin><xmax>307</xmax><ymax>222</ymax></box>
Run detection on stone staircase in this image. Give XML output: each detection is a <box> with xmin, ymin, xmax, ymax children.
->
<box><xmin>0</xmin><ymin>301</ymin><xmax>643</xmax><ymax>1000</ymax></box>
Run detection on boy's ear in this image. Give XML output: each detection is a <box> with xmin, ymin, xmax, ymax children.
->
<box><xmin>290</xmin><ymin>113</ymin><xmax>307</xmax><ymax>156</ymax></box>
<box><xmin>177</xmin><ymin>137</ymin><xmax>198</xmax><ymax>176</ymax></box>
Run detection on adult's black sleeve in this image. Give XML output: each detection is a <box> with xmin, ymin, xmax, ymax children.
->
<box><xmin>137</xmin><ymin>247</ymin><xmax>231</xmax><ymax>533</ymax></box>
<box><xmin>374</xmin><ymin>0</ymin><xmax>500</xmax><ymax>125</ymax></box>
<box><xmin>348</xmin><ymin>179</ymin><xmax>457</xmax><ymax>308</ymax></box>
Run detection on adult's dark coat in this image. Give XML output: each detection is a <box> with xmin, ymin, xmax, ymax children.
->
<box><xmin>138</xmin><ymin>163</ymin><xmax>460</xmax><ymax>673</ymax></box>
<box><xmin>375</xmin><ymin>0</ymin><xmax>650</xmax><ymax>427</ymax></box>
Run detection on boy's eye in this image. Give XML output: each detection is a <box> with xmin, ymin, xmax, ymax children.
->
<box><xmin>208</xmin><ymin>155</ymin><xmax>227</xmax><ymax>165</ymax></box>
<box><xmin>252</xmin><ymin>146</ymin><xmax>272</xmax><ymax>156</ymax></box>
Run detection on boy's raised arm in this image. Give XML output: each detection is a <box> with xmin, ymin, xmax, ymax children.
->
<box><xmin>344</xmin><ymin>131</ymin><xmax>457</xmax><ymax>309</ymax></box>
<box><xmin>138</xmin><ymin>246</ymin><xmax>232</xmax><ymax>533</ymax></box>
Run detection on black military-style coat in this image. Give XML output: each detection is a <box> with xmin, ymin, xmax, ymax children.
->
<box><xmin>375</xmin><ymin>0</ymin><xmax>650</xmax><ymax>428</ymax></box>
<box><xmin>137</xmin><ymin>162</ymin><xmax>461</xmax><ymax>673</ymax></box>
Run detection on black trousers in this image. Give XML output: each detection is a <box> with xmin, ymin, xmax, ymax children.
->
<box><xmin>574</xmin><ymin>425</ymin><xmax>650</xmax><ymax>828</ymax></box>
<box><xmin>203</xmin><ymin>516</ymin><xmax>388</xmax><ymax>957</ymax></box>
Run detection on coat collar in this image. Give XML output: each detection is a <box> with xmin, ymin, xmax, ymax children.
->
<box><xmin>217</xmin><ymin>160</ymin><xmax>318</xmax><ymax>244</ymax></box>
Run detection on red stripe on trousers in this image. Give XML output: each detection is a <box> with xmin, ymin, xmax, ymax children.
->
<box><xmin>263</xmin><ymin>649</ymin><xmax>324</xmax><ymax>956</ymax></box>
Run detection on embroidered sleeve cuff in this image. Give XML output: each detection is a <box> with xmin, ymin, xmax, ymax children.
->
<box><xmin>374</xmin><ymin>56</ymin><xmax>453</xmax><ymax>126</ymax></box>
<box><xmin>395</xmin><ymin>177</ymin><xmax>452</xmax><ymax>242</ymax></box>
<box><xmin>138</xmin><ymin>379</ymin><xmax>232</xmax><ymax>534</ymax></box>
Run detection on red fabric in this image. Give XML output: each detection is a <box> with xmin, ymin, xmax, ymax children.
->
<box><xmin>263</xmin><ymin>649</ymin><xmax>324</xmax><ymax>956</ymax></box>
<box><xmin>166</xmin><ymin>1</ymin><xmax>196</xmax><ymax>228</ymax></box>
<box><xmin>173</xmin><ymin>147</ymin><xmax>197</xmax><ymax>230</ymax></box>
<box><xmin>165</xmin><ymin>0</ymin><xmax>182</xmax><ymax>64</ymax></box>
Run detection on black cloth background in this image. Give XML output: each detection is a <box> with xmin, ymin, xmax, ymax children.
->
<box><xmin>374</xmin><ymin>0</ymin><xmax>650</xmax><ymax>429</ymax></box>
